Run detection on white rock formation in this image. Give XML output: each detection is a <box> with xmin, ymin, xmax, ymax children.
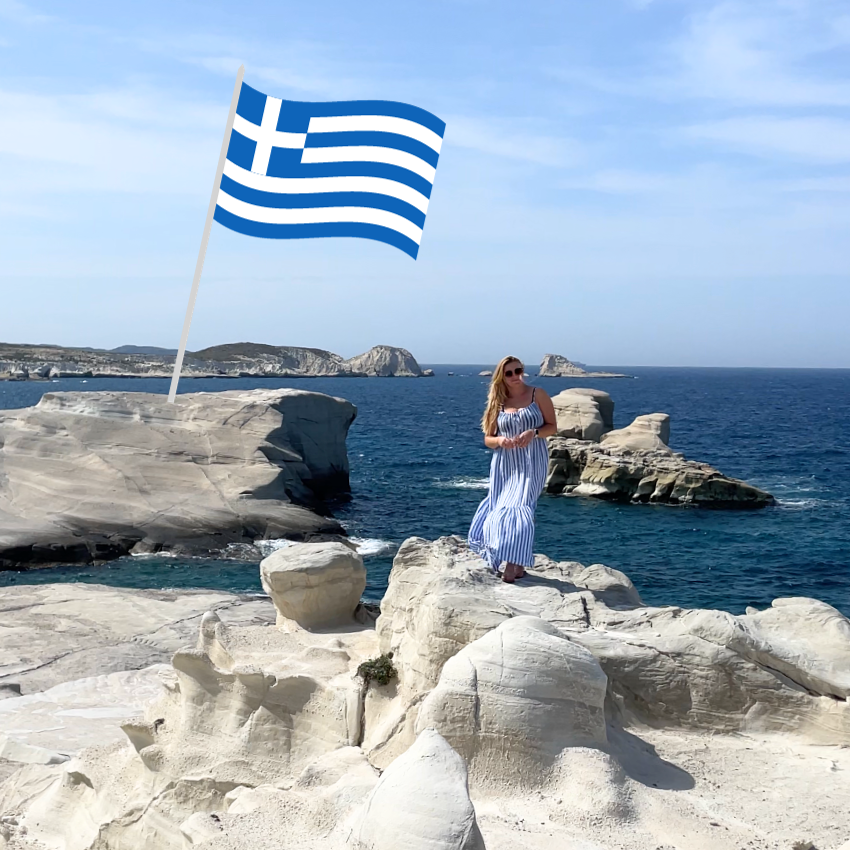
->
<box><xmin>0</xmin><ymin>665</ymin><xmax>171</xmax><ymax>767</ymax></box>
<box><xmin>260</xmin><ymin>541</ymin><xmax>367</xmax><ymax>629</ymax></box>
<box><xmin>544</xmin><ymin>394</ymin><xmax>774</xmax><ymax>506</ymax></box>
<box><xmin>0</xmin><ymin>388</ymin><xmax>355</xmax><ymax>566</ymax></box>
<box><xmin>0</xmin><ymin>583</ymin><xmax>275</xmax><ymax>696</ymax></box>
<box><xmin>1</xmin><ymin>536</ymin><xmax>849</xmax><ymax>850</ymax></box>
<box><xmin>551</xmin><ymin>388</ymin><xmax>614</xmax><ymax>440</ymax></box>
<box><xmin>350</xmin><ymin>729</ymin><xmax>484</xmax><ymax>850</ymax></box>
<box><xmin>538</xmin><ymin>354</ymin><xmax>629</xmax><ymax>378</ymax></box>
<box><xmin>416</xmin><ymin>617</ymin><xmax>608</xmax><ymax>789</ymax></box>
<box><xmin>601</xmin><ymin>412</ymin><xmax>670</xmax><ymax>451</ymax></box>
<box><xmin>343</xmin><ymin>345</ymin><xmax>423</xmax><ymax>377</ymax></box>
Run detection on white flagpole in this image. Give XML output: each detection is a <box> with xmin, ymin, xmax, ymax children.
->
<box><xmin>168</xmin><ymin>64</ymin><xmax>245</xmax><ymax>404</ymax></box>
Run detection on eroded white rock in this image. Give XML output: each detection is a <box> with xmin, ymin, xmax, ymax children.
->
<box><xmin>551</xmin><ymin>388</ymin><xmax>614</xmax><ymax>441</ymax></box>
<box><xmin>601</xmin><ymin>413</ymin><xmax>671</xmax><ymax>452</ymax></box>
<box><xmin>260</xmin><ymin>541</ymin><xmax>367</xmax><ymax>629</ymax></box>
<box><xmin>350</xmin><ymin>729</ymin><xmax>484</xmax><ymax>850</ymax></box>
<box><xmin>416</xmin><ymin>617</ymin><xmax>608</xmax><ymax>789</ymax></box>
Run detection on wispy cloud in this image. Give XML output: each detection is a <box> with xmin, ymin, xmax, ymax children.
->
<box><xmin>129</xmin><ymin>32</ymin><xmax>379</xmax><ymax>100</ymax></box>
<box><xmin>446</xmin><ymin>116</ymin><xmax>582</xmax><ymax>167</ymax></box>
<box><xmin>0</xmin><ymin>87</ymin><xmax>222</xmax><ymax>196</ymax></box>
<box><xmin>685</xmin><ymin>116</ymin><xmax>850</xmax><ymax>163</ymax></box>
<box><xmin>0</xmin><ymin>0</ymin><xmax>53</xmax><ymax>24</ymax></box>
<box><xmin>669</xmin><ymin>1</ymin><xmax>850</xmax><ymax>107</ymax></box>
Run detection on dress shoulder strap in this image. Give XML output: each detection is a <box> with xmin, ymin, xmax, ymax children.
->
<box><xmin>531</xmin><ymin>387</ymin><xmax>536</xmax><ymax>402</ymax></box>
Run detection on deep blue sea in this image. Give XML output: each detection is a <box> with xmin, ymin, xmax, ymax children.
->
<box><xmin>1</xmin><ymin>367</ymin><xmax>848</xmax><ymax>616</ymax></box>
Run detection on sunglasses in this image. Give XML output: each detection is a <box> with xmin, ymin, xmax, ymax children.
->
<box><xmin>504</xmin><ymin>366</ymin><xmax>524</xmax><ymax>377</ymax></box>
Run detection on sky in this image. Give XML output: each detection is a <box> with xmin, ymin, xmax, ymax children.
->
<box><xmin>1</xmin><ymin>0</ymin><xmax>849</xmax><ymax>367</ymax></box>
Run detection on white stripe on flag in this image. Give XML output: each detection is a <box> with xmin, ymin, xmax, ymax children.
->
<box><xmin>251</xmin><ymin>97</ymin><xmax>283</xmax><ymax>175</ymax></box>
<box><xmin>222</xmin><ymin>159</ymin><xmax>430</xmax><ymax>213</ymax></box>
<box><xmin>300</xmin><ymin>146</ymin><xmax>436</xmax><ymax>182</ymax></box>
<box><xmin>233</xmin><ymin>113</ymin><xmax>307</xmax><ymax>149</ymax></box>
<box><xmin>217</xmin><ymin>190</ymin><xmax>424</xmax><ymax>243</ymax></box>
<box><xmin>307</xmin><ymin>115</ymin><xmax>444</xmax><ymax>152</ymax></box>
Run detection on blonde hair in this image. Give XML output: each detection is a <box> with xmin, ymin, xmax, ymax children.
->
<box><xmin>481</xmin><ymin>355</ymin><xmax>524</xmax><ymax>435</ymax></box>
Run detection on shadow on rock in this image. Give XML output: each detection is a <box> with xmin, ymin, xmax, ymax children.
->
<box><xmin>605</xmin><ymin>724</ymin><xmax>695</xmax><ymax>791</ymax></box>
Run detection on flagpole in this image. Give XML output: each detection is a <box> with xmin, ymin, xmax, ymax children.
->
<box><xmin>168</xmin><ymin>64</ymin><xmax>245</xmax><ymax>404</ymax></box>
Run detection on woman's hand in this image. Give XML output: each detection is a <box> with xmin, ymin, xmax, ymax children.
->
<box><xmin>497</xmin><ymin>435</ymin><xmax>516</xmax><ymax>449</ymax></box>
<box><xmin>514</xmin><ymin>430</ymin><xmax>535</xmax><ymax>448</ymax></box>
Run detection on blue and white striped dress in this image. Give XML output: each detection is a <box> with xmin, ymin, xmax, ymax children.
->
<box><xmin>468</xmin><ymin>387</ymin><xmax>549</xmax><ymax>571</ymax></box>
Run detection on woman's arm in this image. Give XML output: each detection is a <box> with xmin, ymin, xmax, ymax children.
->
<box><xmin>485</xmin><ymin>433</ymin><xmax>512</xmax><ymax>449</ymax></box>
<box><xmin>534</xmin><ymin>387</ymin><xmax>558</xmax><ymax>438</ymax></box>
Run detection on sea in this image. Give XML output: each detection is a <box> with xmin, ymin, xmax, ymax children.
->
<box><xmin>1</xmin><ymin>367</ymin><xmax>848</xmax><ymax>617</ymax></box>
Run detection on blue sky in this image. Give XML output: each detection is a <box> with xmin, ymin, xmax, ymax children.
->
<box><xmin>1</xmin><ymin>0</ymin><xmax>848</xmax><ymax>367</ymax></box>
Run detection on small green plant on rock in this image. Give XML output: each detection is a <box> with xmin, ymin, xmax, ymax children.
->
<box><xmin>357</xmin><ymin>652</ymin><xmax>397</xmax><ymax>687</ymax></box>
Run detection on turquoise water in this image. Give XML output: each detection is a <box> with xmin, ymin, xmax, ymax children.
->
<box><xmin>1</xmin><ymin>367</ymin><xmax>848</xmax><ymax>616</ymax></box>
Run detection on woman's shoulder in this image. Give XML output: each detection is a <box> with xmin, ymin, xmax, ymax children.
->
<box><xmin>530</xmin><ymin>384</ymin><xmax>551</xmax><ymax>399</ymax></box>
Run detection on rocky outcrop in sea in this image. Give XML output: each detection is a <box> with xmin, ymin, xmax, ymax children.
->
<box><xmin>0</xmin><ymin>342</ymin><xmax>428</xmax><ymax>380</ymax></box>
<box><xmin>545</xmin><ymin>388</ymin><xmax>774</xmax><ymax>507</ymax></box>
<box><xmin>0</xmin><ymin>536</ymin><xmax>847</xmax><ymax>849</ymax></box>
<box><xmin>538</xmin><ymin>353</ymin><xmax>630</xmax><ymax>379</ymax></box>
<box><xmin>342</xmin><ymin>345</ymin><xmax>423</xmax><ymax>377</ymax></box>
<box><xmin>0</xmin><ymin>389</ymin><xmax>355</xmax><ymax>568</ymax></box>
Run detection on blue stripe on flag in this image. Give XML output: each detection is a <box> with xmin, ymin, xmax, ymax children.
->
<box><xmin>219</xmin><ymin>174</ymin><xmax>427</xmax><ymax>227</ymax></box>
<box><xmin>263</xmin><ymin>154</ymin><xmax>434</xmax><ymax>198</ymax></box>
<box><xmin>236</xmin><ymin>83</ymin><xmax>266</xmax><ymax>126</ymax></box>
<box><xmin>226</xmin><ymin>130</ymin><xmax>258</xmax><ymax>171</ymax></box>
<box><xmin>213</xmin><ymin>205</ymin><xmax>420</xmax><ymax>258</ymax></box>
<box><xmin>273</xmin><ymin>99</ymin><xmax>445</xmax><ymax>137</ymax></box>
<box><xmin>304</xmin><ymin>131</ymin><xmax>440</xmax><ymax>167</ymax></box>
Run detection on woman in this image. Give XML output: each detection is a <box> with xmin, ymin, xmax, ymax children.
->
<box><xmin>468</xmin><ymin>356</ymin><xmax>557</xmax><ymax>583</ymax></box>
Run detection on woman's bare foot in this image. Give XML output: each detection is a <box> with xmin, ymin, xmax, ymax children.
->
<box><xmin>515</xmin><ymin>567</ymin><xmax>526</xmax><ymax>579</ymax></box>
<box><xmin>502</xmin><ymin>562</ymin><xmax>519</xmax><ymax>583</ymax></box>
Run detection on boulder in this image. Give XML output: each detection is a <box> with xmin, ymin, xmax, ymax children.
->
<box><xmin>343</xmin><ymin>345</ymin><xmax>424</xmax><ymax>377</ymax></box>
<box><xmin>350</xmin><ymin>729</ymin><xmax>485</xmax><ymax>850</ymax></box>
<box><xmin>551</xmin><ymin>388</ymin><xmax>614</xmax><ymax>440</ymax></box>
<box><xmin>260</xmin><ymin>541</ymin><xmax>367</xmax><ymax>629</ymax></box>
<box><xmin>0</xmin><ymin>388</ymin><xmax>355</xmax><ymax>567</ymax></box>
<box><xmin>416</xmin><ymin>617</ymin><xmax>608</xmax><ymax>789</ymax></box>
<box><xmin>601</xmin><ymin>412</ymin><xmax>670</xmax><ymax>451</ymax></box>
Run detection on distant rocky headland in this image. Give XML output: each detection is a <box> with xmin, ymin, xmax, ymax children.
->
<box><xmin>0</xmin><ymin>342</ymin><xmax>433</xmax><ymax>380</ymax></box>
<box><xmin>538</xmin><ymin>353</ymin><xmax>631</xmax><ymax>379</ymax></box>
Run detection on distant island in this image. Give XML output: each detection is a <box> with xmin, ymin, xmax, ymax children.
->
<box><xmin>0</xmin><ymin>342</ymin><xmax>435</xmax><ymax>380</ymax></box>
<box><xmin>537</xmin><ymin>354</ymin><xmax>631</xmax><ymax>379</ymax></box>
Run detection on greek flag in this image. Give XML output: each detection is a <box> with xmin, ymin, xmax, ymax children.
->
<box><xmin>212</xmin><ymin>81</ymin><xmax>446</xmax><ymax>259</ymax></box>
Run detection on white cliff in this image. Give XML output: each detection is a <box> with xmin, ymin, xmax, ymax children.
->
<box><xmin>0</xmin><ymin>389</ymin><xmax>355</xmax><ymax>567</ymax></box>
